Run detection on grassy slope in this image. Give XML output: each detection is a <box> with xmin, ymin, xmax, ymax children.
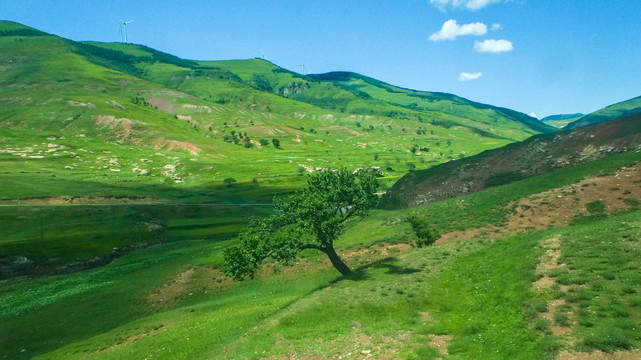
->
<box><xmin>566</xmin><ymin>95</ymin><xmax>641</xmax><ymax>129</ymax></box>
<box><xmin>1</xmin><ymin>25</ymin><xmax>550</xmax><ymax>200</ymax></box>
<box><xmin>0</xmin><ymin>20</ymin><xmax>559</xmax><ymax>274</ymax></box>
<box><xmin>2</xmin><ymin>149</ymin><xmax>640</xmax><ymax>359</ymax></box>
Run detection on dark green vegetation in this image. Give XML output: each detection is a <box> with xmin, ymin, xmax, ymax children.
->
<box><xmin>224</xmin><ymin>169</ymin><xmax>379</xmax><ymax>278</ymax></box>
<box><xmin>406</xmin><ymin>215</ymin><xmax>441</xmax><ymax>247</ymax></box>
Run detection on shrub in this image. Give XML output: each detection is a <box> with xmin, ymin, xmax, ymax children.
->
<box><xmin>586</xmin><ymin>200</ymin><xmax>605</xmax><ymax>214</ymax></box>
<box><xmin>406</xmin><ymin>215</ymin><xmax>440</xmax><ymax>247</ymax></box>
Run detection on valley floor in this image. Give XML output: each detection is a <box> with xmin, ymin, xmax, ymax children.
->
<box><xmin>1</xmin><ymin>154</ymin><xmax>640</xmax><ymax>359</ymax></box>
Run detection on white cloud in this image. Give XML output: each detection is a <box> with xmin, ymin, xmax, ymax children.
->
<box><xmin>429</xmin><ymin>19</ymin><xmax>487</xmax><ymax>41</ymax></box>
<box><xmin>529</xmin><ymin>112</ymin><xmax>538</xmax><ymax>119</ymax></box>
<box><xmin>430</xmin><ymin>0</ymin><xmax>505</xmax><ymax>11</ymax></box>
<box><xmin>473</xmin><ymin>39</ymin><xmax>514</xmax><ymax>53</ymax></box>
<box><xmin>491</xmin><ymin>23</ymin><xmax>503</xmax><ymax>31</ymax></box>
<box><xmin>458</xmin><ymin>72</ymin><xmax>483</xmax><ymax>81</ymax></box>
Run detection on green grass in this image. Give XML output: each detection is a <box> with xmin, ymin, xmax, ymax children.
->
<box><xmin>1</xmin><ymin>150</ymin><xmax>639</xmax><ymax>358</ymax></box>
<box><xmin>567</xmin><ymin>95</ymin><xmax>641</xmax><ymax>129</ymax></box>
<box><xmin>0</xmin><ymin>203</ymin><xmax>272</xmax><ymax>278</ymax></box>
<box><xmin>1</xmin><ymin>21</ymin><xmax>554</xmax><ymax>203</ymax></box>
<box><xmin>554</xmin><ymin>211</ymin><xmax>641</xmax><ymax>352</ymax></box>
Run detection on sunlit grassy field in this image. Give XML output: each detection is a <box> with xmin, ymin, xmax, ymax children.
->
<box><xmin>2</xmin><ymin>149</ymin><xmax>640</xmax><ymax>359</ymax></box>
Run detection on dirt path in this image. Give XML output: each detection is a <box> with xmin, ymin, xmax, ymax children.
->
<box><xmin>533</xmin><ymin>236</ymin><xmax>574</xmax><ymax>338</ymax></box>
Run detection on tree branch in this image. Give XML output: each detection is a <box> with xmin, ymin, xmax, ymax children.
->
<box><xmin>300</xmin><ymin>243</ymin><xmax>324</xmax><ymax>252</ymax></box>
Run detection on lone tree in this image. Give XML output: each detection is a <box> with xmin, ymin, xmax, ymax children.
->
<box><xmin>223</xmin><ymin>168</ymin><xmax>379</xmax><ymax>280</ymax></box>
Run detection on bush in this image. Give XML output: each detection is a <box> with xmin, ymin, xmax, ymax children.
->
<box><xmin>406</xmin><ymin>215</ymin><xmax>440</xmax><ymax>247</ymax></box>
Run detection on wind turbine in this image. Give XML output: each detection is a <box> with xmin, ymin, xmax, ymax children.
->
<box><xmin>119</xmin><ymin>20</ymin><xmax>134</xmax><ymax>43</ymax></box>
<box><xmin>298</xmin><ymin>63</ymin><xmax>307</xmax><ymax>75</ymax></box>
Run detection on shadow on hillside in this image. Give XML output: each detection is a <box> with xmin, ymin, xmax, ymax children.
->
<box><xmin>338</xmin><ymin>257</ymin><xmax>421</xmax><ymax>282</ymax></box>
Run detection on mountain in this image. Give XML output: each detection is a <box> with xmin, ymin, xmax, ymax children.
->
<box><xmin>381</xmin><ymin>112</ymin><xmax>641</xmax><ymax>209</ymax></box>
<box><xmin>565</xmin><ymin>95</ymin><xmax>641</xmax><ymax>129</ymax></box>
<box><xmin>541</xmin><ymin>113</ymin><xmax>584</xmax><ymax>122</ymax></box>
<box><xmin>541</xmin><ymin>113</ymin><xmax>584</xmax><ymax>128</ymax></box>
<box><xmin>0</xmin><ymin>20</ymin><xmax>554</xmax><ymax>200</ymax></box>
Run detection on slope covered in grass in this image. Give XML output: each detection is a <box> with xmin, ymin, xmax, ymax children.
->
<box><xmin>1</xmin><ymin>20</ymin><xmax>557</xmax><ymax>203</ymax></box>
<box><xmin>566</xmin><ymin>95</ymin><xmax>641</xmax><ymax>129</ymax></box>
<box><xmin>2</xmin><ymin>148</ymin><xmax>640</xmax><ymax>359</ymax></box>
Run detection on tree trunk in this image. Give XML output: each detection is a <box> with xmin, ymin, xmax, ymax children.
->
<box><xmin>323</xmin><ymin>243</ymin><xmax>351</xmax><ymax>275</ymax></box>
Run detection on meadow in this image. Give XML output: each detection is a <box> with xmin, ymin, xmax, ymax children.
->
<box><xmin>1</xmin><ymin>149</ymin><xmax>639</xmax><ymax>359</ymax></box>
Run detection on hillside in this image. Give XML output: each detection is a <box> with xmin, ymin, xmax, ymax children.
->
<box><xmin>381</xmin><ymin>113</ymin><xmax>641</xmax><ymax>209</ymax></box>
<box><xmin>565</xmin><ymin>95</ymin><xmax>641</xmax><ymax>129</ymax></box>
<box><xmin>3</xmin><ymin>20</ymin><xmax>641</xmax><ymax>360</ymax></box>
<box><xmin>0</xmin><ymin>20</ymin><xmax>554</xmax><ymax>202</ymax></box>
<box><xmin>2</xmin><ymin>143</ymin><xmax>640</xmax><ymax>359</ymax></box>
<box><xmin>542</xmin><ymin>113</ymin><xmax>584</xmax><ymax>128</ymax></box>
<box><xmin>542</xmin><ymin>114</ymin><xmax>584</xmax><ymax>122</ymax></box>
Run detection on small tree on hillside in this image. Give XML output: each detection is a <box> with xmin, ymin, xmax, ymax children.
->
<box><xmin>272</xmin><ymin>138</ymin><xmax>281</xmax><ymax>149</ymax></box>
<box><xmin>406</xmin><ymin>215</ymin><xmax>440</xmax><ymax>247</ymax></box>
<box><xmin>223</xmin><ymin>169</ymin><xmax>380</xmax><ymax>280</ymax></box>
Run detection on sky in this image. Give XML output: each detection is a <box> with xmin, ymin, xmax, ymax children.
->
<box><xmin>2</xmin><ymin>0</ymin><xmax>641</xmax><ymax>118</ymax></box>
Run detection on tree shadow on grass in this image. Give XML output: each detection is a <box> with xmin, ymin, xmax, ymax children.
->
<box><xmin>337</xmin><ymin>257</ymin><xmax>422</xmax><ymax>282</ymax></box>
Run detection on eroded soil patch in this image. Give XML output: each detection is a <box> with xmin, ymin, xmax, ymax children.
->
<box><xmin>437</xmin><ymin>163</ymin><xmax>641</xmax><ymax>244</ymax></box>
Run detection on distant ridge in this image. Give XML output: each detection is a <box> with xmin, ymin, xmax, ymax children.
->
<box><xmin>541</xmin><ymin>113</ymin><xmax>584</xmax><ymax>122</ymax></box>
<box><xmin>565</xmin><ymin>95</ymin><xmax>641</xmax><ymax>129</ymax></box>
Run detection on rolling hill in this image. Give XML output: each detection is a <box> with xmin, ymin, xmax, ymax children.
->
<box><xmin>565</xmin><ymin>95</ymin><xmax>641</xmax><ymax>129</ymax></box>
<box><xmin>541</xmin><ymin>113</ymin><xmax>584</xmax><ymax>128</ymax></box>
<box><xmin>0</xmin><ymin>20</ymin><xmax>555</xmax><ymax>203</ymax></box>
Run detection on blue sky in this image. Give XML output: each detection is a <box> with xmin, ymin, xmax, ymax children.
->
<box><xmin>3</xmin><ymin>0</ymin><xmax>640</xmax><ymax>118</ymax></box>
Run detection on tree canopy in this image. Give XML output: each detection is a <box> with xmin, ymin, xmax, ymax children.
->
<box><xmin>223</xmin><ymin>168</ymin><xmax>379</xmax><ymax>280</ymax></box>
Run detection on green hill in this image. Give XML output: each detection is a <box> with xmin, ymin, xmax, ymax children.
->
<box><xmin>565</xmin><ymin>95</ymin><xmax>641</xmax><ymax>129</ymax></box>
<box><xmin>541</xmin><ymin>113</ymin><xmax>584</xmax><ymax>122</ymax></box>
<box><xmin>0</xmin><ymin>20</ymin><xmax>556</xmax><ymax>205</ymax></box>
<box><xmin>541</xmin><ymin>113</ymin><xmax>584</xmax><ymax>128</ymax></box>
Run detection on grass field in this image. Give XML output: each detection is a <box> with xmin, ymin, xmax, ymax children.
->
<box><xmin>1</xmin><ymin>149</ymin><xmax>640</xmax><ymax>359</ymax></box>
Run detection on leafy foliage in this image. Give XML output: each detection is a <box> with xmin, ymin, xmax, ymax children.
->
<box><xmin>406</xmin><ymin>215</ymin><xmax>440</xmax><ymax>247</ymax></box>
<box><xmin>223</xmin><ymin>169</ymin><xmax>379</xmax><ymax>279</ymax></box>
